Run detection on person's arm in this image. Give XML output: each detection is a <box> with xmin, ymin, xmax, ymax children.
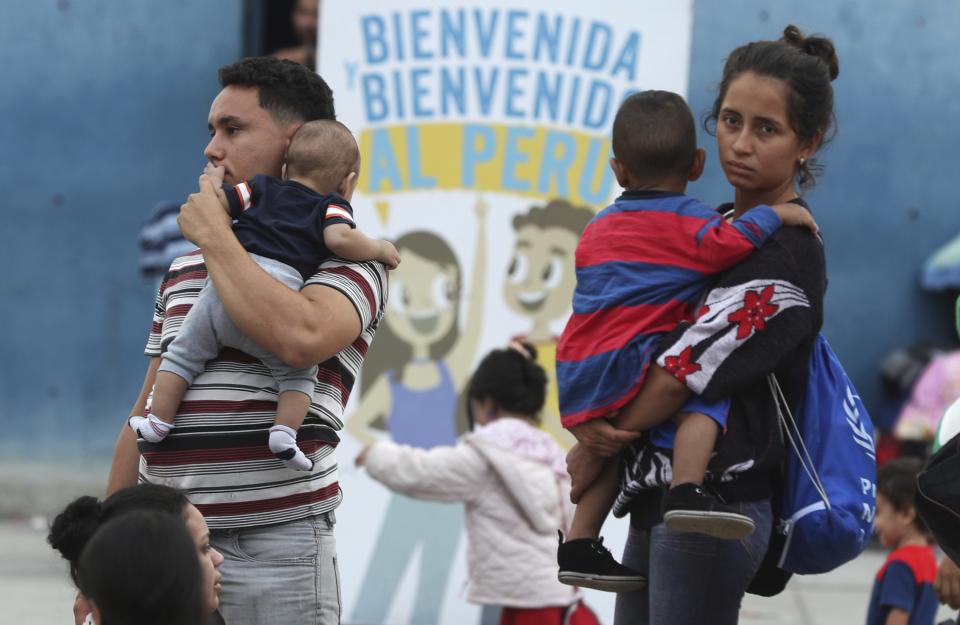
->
<box><xmin>107</xmin><ymin>272</ymin><xmax>171</xmax><ymax>496</ymax></box>
<box><xmin>325</xmin><ymin>224</ymin><xmax>400</xmax><ymax>269</ymax></box>
<box><xmin>649</xmin><ymin>229</ymin><xmax>825</xmax><ymax>405</ymax></box>
<box><xmin>446</xmin><ymin>197</ymin><xmax>487</xmax><ymax>388</ymax></box>
<box><xmin>566</xmin><ymin>442</ymin><xmax>610</xmax><ymax>502</ymax></box>
<box><xmin>674</xmin><ymin>202</ymin><xmax>781</xmax><ymax>271</ymax></box>
<box><xmin>105</xmin><ymin>356</ymin><xmax>160</xmax><ymax>495</ymax></box>
<box><xmin>884</xmin><ymin>609</ymin><xmax>909</xmax><ymax>625</ymax></box>
<box><xmin>876</xmin><ymin>561</ymin><xmax>920</xmax><ymax>625</ymax></box>
<box><xmin>612</xmin><ymin>364</ymin><xmax>693</xmax><ymax>432</ymax></box>
<box><xmin>357</xmin><ymin>440</ymin><xmax>487</xmax><ymax>502</ymax></box>
<box><xmin>178</xmin><ymin>177</ymin><xmax>380</xmax><ymax>368</ymax></box>
<box><xmin>936</xmin><ymin>556</ymin><xmax>960</xmax><ymax>609</ymax></box>
<box><xmin>770</xmin><ymin>203</ymin><xmax>819</xmax><ymax>234</ymax></box>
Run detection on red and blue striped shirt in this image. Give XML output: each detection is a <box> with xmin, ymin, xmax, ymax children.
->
<box><xmin>557</xmin><ymin>190</ymin><xmax>781</xmax><ymax>427</ymax></box>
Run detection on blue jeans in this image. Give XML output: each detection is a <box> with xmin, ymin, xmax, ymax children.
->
<box><xmin>211</xmin><ymin>512</ymin><xmax>340</xmax><ymax>625</ymax></box>
<box><xmin>614</xmin><ymin>499</ymin><xmax>772</xmax><ymax>625</ymax></box>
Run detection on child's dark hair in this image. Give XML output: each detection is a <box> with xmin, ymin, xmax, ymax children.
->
<box><xmin>612</xmin><ymin>90</ymin><xmax>697</xmax><ymax>184</ymax></box>
<box><xmin>878</xmin><ymin>457</ymin><xmax>928</xmax><ymax>534</ymax></box>
<box><xmin>705</xmin><ymin>25</ymin><xmax>840</xmax><ymax>189</ymax></box>
<box><xmin>48</xmin><ymin>484</ymin><xmax>190</xmax><ymax>587</ymax></box>
<box><xmin>286</xmin><ymin>119</ymin><xmax>360</xmax><ymax>192</ymax></box>
<box><xmin>77</xmin><ymin>511</ymin><xmax>204</xmax><ymax>625</ymax></box>
<box><xmin>219</xmin><ymin>56</ymin><xmax>336</xmax><ymax>124</ymax></box>
<box><xmin>467</xmin><ymin>342</ymin><xmax>547</xmax><ymax>426</ymax></box>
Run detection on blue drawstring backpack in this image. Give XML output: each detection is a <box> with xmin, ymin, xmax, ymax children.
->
<box><xmin>768</xmin><ymin>333</ymin><xmax>877</xmax><ymax>575</ymax></box>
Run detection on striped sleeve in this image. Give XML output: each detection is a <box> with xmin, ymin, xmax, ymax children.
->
<box><xmin>304</xmin><ymin>259</ymin><xmax>387</xmax><ymax>331</ymax></box>
<box><xmin>225</xmin><ymin>181</ymin><xmax>253</xmax><ymax>219</ymax></box>
<box><xmin>689</xmin><ymin>205</ymin><xmax>781</xmax><ymax>271</ymax></box>
<box><xmin>144</xmin><ymin>251</ymin><xmax>207</xmax><ymax>357</ymax></box>
<box><xmin>654</xmin><ymin>229</ymin><xmax>825</xmax><ymax>401</ymax></box>
<box><xmin>144</xmin><ymin>281</ymin><xmax>166</xmax><ymax>357</ymax></box>
<box><xmin>324</xmin><ymin>202</ymin><xmax>355</xmax><ymax>228</ymax></box>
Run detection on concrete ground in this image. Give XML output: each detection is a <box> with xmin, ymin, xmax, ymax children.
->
<box><xmin>5</xmin><ymin>513</ymin><xmax>957</xmax><ymax>625</ymax></box>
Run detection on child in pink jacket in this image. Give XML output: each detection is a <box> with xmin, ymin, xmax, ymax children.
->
<box><xmin>357</xmin><ymin>343</ymin><xmax>596</xmax><ymax>625</ymax></box>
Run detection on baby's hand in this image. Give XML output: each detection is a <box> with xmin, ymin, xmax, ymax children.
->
<box><xmin>199</xmin><ymin>165</ymin><xmax>229</xmax><ymax>212</ymax></box>
<box><xmin>772</xmin><ymin>203</ymin><xmax>819</xmax><ymax>235</ymax></box>
<box><xmin>203</xmin><ymin>163</ymin><xmax>226</xmax><ymax>185</ymax></box>
<box><xmin>378</xmin><ymin>240</ymin><xmax>401</xmax><ymax>269</ymax></box>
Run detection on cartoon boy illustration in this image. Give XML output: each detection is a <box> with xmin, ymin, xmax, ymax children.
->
<box><xmin>505</xmin><ymin>199</ymin><xmax>594</xmax><ymax>447</ymax></box>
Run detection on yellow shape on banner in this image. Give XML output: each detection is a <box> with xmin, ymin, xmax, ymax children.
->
<box><xmin>374</xmin><ymin>200</ymin><xmax>390</xmax><ymax>226</ymax></box>
<box><xmin>357</xmin><ymin>123</ymin><xmax>614</xmax><ymax>208</ymax></box>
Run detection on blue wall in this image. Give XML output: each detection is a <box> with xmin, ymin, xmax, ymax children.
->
<box><xmin>0</xmin><ymin>1</ymin><xmax>241</xmax><ymax>458</ymax></box>
<box><xmin>1</xmin><ymin>1</ymin><xmax>957</xmax><ymax>461</ymax></box>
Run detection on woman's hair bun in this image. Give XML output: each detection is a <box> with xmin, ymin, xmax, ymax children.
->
<box><xmin>781</xmin><ymin>24</ymin><xmax>840</xmax><ymax>81</ymax></box>
<box><xmin>48</xmin><ymin>495</ymin><xmax>102</xmax><ymax>569</ymax></box>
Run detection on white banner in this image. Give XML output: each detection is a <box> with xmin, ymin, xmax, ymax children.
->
<box><xmin>319</xmin><ymin>2</ymin><xmax>693</xmax><ymax>623</ymax></box>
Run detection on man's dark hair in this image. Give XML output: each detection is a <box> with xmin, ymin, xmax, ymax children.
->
<box><xmin>878</xmin><ymin>457</ymin><xmax>928</xmax><ymax>534</ymax></box>
<box><xmin>219</xmin><ymin>57</ymin><xmax>335</xmax><ymax>124</ymax></box>
<box><xmin>612</xmin><ymin>90</ymin><xmax>697</xmax><ymax>184</ymax></box>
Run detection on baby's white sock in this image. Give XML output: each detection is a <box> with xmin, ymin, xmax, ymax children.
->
<box><xmin>128</xmin><ymin>414</ymin><xmax>173</xmax><ymax>443</ymax></box>
<box><xmin>269</xmin><ymin>425</ymin><xmax>314</xmax><ymax>471</ymax></box>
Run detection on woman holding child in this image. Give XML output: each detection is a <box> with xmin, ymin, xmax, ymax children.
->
<box><xmin>566</xmin><ymin>25</ymin><xmax>840</xmax><ymax>624</ymax></box>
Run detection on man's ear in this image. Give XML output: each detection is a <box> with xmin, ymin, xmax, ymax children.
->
<box><xmin>339</xmin><ymin>171</ymin><xmax>359</xmax><ymax>201</ymax></box>
<box><xmin>688</xmin><ymin>148</ymin><xmax>706</xmax><ymax>182</ymax></box>
<box><xmin>285</xmin><ymin>121</ymin><xmax>302</xmax><ymax>142</ymax></box>
<box><xmin>609</xmin><ymin>157</ymin><xmax>630</xmax><ymax>188</ymax></box>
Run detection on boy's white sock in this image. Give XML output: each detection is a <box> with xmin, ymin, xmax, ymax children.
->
<box><xmin>269</xmin><ymin>425</ymin><xmax>314</xmax><ymax>471</ymax></box>
<box><xmin>128</xmin><ymin>414</ymin><xmax>173</xmax><ymax>443</ymax></box>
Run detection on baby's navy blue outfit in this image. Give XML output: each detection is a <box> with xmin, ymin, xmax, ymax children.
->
<box><xmin>158</xmin><ymin>174</ymin><xmax>355</xmax><ymax>397</ymax></box>
<box><xmin>229</xmin><ymin>175</ymin><xmax>355</xmax><ymax>280</ymax></box>
<box><xmin>865</xmin><ymin>544</ymin><xmax>938</xmax><ymax>625</ymax></box>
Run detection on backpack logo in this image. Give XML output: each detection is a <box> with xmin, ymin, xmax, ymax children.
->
<box><xmin>844</xmin><ymin>386</ymin><xmax>876</xmax><ymax>460</ymax></box>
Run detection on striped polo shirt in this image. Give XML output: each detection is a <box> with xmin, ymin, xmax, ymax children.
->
<box><xmin>140</xmin><ymin>249</ymin><xmax>387</xmax><ymax>529</ymax></box>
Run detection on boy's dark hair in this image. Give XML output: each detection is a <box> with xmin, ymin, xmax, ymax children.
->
<box><xmin>48</xmin><ymin>484</ymin><xmax>190</xmax><ymax>587</ymax></box>
<box><xmin>466</xmin><ymin>343</ymin><xmax>547</xmax><ymax>426</ymax></box>
<box><xmin>878</xmin><ymin>457</ymin><xmax>928</xmax><ymax>533</ymax></box>
<box><xmin>705</xmin><ymin>24</ymin><xmax>839</xmax><ymax>189</ymax></box>
<box><xmin>219</xmin><ymin>56</ymin><xmax>335</xmax><ymax>125</ymax></box>
<box><xmin>77</xmin><ymin>511</ymin><xmax>204</xmax><ymax>625</ymax></box>
<box><xmin>286</xmin><ymin>120</ymin><xmax>360</xmax><ymax>192</ymax></box>
<box><xmin>612</xmin><ymin>90</ymin><xmax>697</xmax><ymax>184</ymax></box>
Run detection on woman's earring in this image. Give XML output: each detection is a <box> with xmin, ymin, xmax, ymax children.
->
<box><xmin>799</xmin><ymin>157</ymin><xmax>807</xmax><ymax>166</ymax></box>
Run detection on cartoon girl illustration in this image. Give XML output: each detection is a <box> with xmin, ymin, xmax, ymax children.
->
<box><xmin>504</xmin><ymin>199</ymin><xmax>594</xmax><ymax>447</ymax></box>
<box><xmin>349</xmin><ymin>200</ymin><xmax>487</xmax><ymax>625</ymax></box>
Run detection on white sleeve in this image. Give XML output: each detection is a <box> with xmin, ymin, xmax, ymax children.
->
<box><xmin>364</xmin><ymin>441</ymin><xmax>488</xmax><ymax>503</ymax></box>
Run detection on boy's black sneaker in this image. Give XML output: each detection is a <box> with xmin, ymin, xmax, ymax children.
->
<box><xmin>557</xmin><ymin>531</ymin><xmax>647</xmax><ymax>592</ymax></box>
<box><xmin>661</xmin><ymin>482</ymin><xmax>755</xmax><ymax>539</ymax></box>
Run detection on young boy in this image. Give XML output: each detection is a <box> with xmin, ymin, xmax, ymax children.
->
<box><xmin>867</xmin><ymin>458</ymin><xmax>939</xmax><ymax>625</ymax></box>
<box><xmin>556</xmin><ymin>90</ymin><xmax>818</xmax><ymax>590</ymax></box>
<box><xmin>129</xmin><ymin>120</ymin><xmax>399</xmax><ymax>471</ymax></box>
